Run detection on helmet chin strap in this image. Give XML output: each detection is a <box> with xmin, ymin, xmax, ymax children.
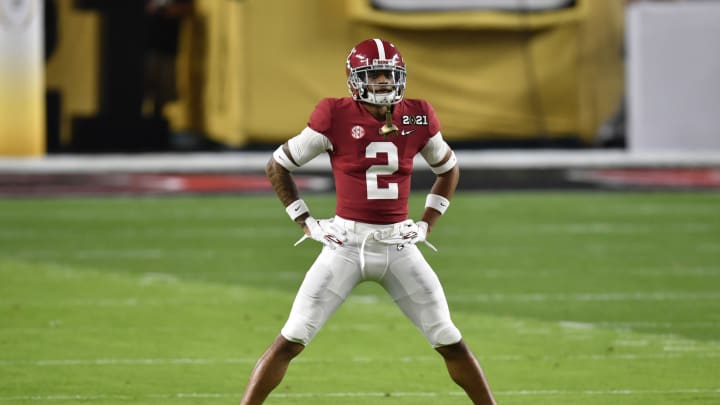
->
<box><xmin>379</xmin><ymin>105</ymin><xmax>398</xmax><ymax>138</ymax></box>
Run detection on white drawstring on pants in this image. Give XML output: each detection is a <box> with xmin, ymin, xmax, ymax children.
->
<box><xmin>358</xmin><ymin>230</ymin><xmax>375</xmax><ymax>272</ymax></box>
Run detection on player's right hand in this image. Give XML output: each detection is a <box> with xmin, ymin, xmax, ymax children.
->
<box><xmin>294</xmin><ymin>216</ymin><xmax>348</xmax><ymax>249</ymax></box>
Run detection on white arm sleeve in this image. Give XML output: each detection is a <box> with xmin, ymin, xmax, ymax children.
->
<box><xmin>420</xmin><ymin>131</ymin><xmax>453</xmax><ymax>164</ymax></box>
<box><xmin>420</xmin><ymin>132</ymin><xmax>450</xmax><ymax>165</ymax></box>
<box><xmin>273</xmin><ymin>127</ymin><xmax>333</xmax><ymax>171</ymax></box>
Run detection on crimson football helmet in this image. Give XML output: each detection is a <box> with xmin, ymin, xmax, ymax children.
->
<box><xmin>346</xmin><ymin>38</ymin><xmax>406</xmax><ymax>105</ymax></box>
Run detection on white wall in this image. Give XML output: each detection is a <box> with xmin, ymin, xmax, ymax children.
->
<box><xmin>627</xmin><ymin>1</ymin><xmax>720</xmax><ymax>152</ymax></box>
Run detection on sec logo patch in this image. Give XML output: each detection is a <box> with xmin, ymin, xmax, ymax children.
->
<box><xmin>351</xmin><ymin>125</ymin><xmax>365</xmax><ymax>139</ymax></box>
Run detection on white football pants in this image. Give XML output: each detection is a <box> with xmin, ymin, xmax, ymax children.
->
<box><xmin>281</xmin><ymin>216</ymin><xmax>462</xmax><ymax>348</ymax></box>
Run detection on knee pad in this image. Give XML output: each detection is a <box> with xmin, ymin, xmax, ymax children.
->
<box><xmin>428</xmin><ymin>323</ymin><xmax>462</xmax><ymax>348</ymax></box>
<box><xmin>280</xmin><ymin>317</ymin><xmax>317</xmax><ymax>346</ymax></box>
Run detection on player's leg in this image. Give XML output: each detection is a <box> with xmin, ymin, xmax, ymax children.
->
<box><xmin>435</xmin><ymin>340</ymin><xmax>497</xmax><ymax>405</ymax></box>
<box><xmin>239</xmin><ymin>335</ymin><xmax>304</xmax><ymax>405</ymax></box>
<box><xmin>384</xmin><ymin>245</ymin><xmax>497</xmax><ymax>404</ymax></box>
<box><xmin>240</xmin><ymin>247</ymin><xmax>360</xmax><ymax>404</ymax></box>
<box><xmin>280</xmin><ymin>246</ymin><xmax>361</xmax><ymax>344</ymax></box>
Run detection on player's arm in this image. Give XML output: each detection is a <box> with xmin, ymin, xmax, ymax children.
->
<box><xmin>265</xmin><ymin>145</ymin><xmax>307</xmax><ymax>226</ymax></box>
<box><xmin>419</xmin><ymin>133</ymin><xmax>459</xmax><ymax>233</ymax></box>
<box><xmin>266</xmin><ymin>127</ymin><xmax>333</xmax><ymax>231</ymax></box>
<box><xmin>423</xmin><ymin>152</ymin><xmax>459</xmax><ymax>232</ymax></box>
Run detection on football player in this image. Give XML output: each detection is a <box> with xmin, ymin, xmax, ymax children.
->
<box><xmin>240</xmin><ymin>38</ymin><xmax>497</xmax><ymax>405</ymax></box>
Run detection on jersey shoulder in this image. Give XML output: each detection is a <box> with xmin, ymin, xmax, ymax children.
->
<box><xmin>399</xmin><ymin>98</ymin><xmax>434</xmax><ymax>112</ymax></box>
<box><xmin>307</xmin><ymin>97</ymin><xmax>356</xmax><ymax>134</ymax></box>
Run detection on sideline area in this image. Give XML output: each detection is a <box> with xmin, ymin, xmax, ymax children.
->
<box><xmin>1</xmin><ymin>150</ymin><xmax>719</xmax><ymax>195</ymax></box>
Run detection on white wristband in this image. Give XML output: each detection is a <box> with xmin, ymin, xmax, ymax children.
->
<box><xmin>425</xmin><ymin>194</ymin><xmax>450</xmax><ymax>215</ymax></box>
<box><xmin>285</xmin><ymin>199</ymin><xmax>309</xmax><ymax>221</ymax></box>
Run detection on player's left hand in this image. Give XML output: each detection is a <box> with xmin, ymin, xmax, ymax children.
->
<box><xmin>398</xmin><ymin>220</ymin><xmax>437</xmax><ymax>251</ymax></box>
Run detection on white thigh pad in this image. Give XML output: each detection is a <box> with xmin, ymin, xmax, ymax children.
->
<box><xmin>384</xmin><ymin>246</ymin><xmax>462</xmax><ymax>347</ymax></box>
<box><xmin>281</xmin><ymin>248</ymin><xmax>360</xmax><ymax>345</ymax></box>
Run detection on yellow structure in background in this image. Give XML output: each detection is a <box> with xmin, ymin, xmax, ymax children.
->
<box><xmin>0</xmin><ymin>0</ymin><xmax>44</xmax><ymax>156</ymax></box>
<box><xmin>165</xmin><ymin>0</ymin><xmax>247</xmax><ymax>146</ymax></box>
<box><xmin>46</xmin><ymin>0</ymin><xmax>624</xmax><ymax>150</ymax></box>
<box><xmin>44</xmin><ymin>0</ymin><xmax>99</xmax><ymax>148</ymax></box>
<box><xmin>179</xmin><ymin>0</ymin><xmax>624</xmax><ymax>146</ymax></box>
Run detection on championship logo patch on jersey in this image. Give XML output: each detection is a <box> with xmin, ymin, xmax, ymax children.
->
<box><xmin>351</xmin><ymin>125</ymin><xmax>365</xmax><ymax>139</ymax></box>
<box><xmin>402</xmin><ymin>115</ymin><xmax>429</xmax><ymax>126</ymax></box>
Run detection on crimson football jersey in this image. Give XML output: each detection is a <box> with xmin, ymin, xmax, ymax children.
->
<box><xmin>308</xmin><ymin>97</ymin><xmax>441</xmax><ymax>224</ymax></box>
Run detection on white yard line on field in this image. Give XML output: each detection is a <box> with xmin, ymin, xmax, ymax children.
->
<box><xmin>596</xmin><ymin>321</ymin><xmax>719</xmax><ymax>328</ymax></box>
<box><xmin>1</xmin><ymin>388</ymin><xmax>719</xmax><ymax>401</ymax></box>
<box><xmin>2</xmin><ymin>352</ymin><xmax>719</xmax><ymax>367</ymax></box>
<box><xmin>498</xmin><ymin>388</ymin><xmax>720</xmax><ymax>396</ymax></box>
<box><xmin>3</xmin><ymin>291</ymin><xmax>719</xmax><ymax>309</ymax></box>
<box><xmin>452</xmin><ymin>291</ymin><xmax>720</xmax><ymax>302</ymax></box>
<box><xmin>2</xmin><ymin>320</ymin><xmax>717</xmax><ymax>335</ymax></box>
<box><xmin>0</xmin><ymin>357</ymin><xmax>257</xmax><ymax>366</ymax></box>
<box><xmin>0</xmin><ymin>394</ymin><xmax>133</xmax><ymax>401</ymax></box>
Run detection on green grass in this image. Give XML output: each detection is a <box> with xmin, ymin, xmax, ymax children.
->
<box><xmin>1</xmin><ymin>192</ymin><xmax>719</xmax><ymax>404</ymax></box>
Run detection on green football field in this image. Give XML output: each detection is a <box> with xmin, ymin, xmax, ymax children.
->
<box><xmin>1</xmin><ymin>192</ymin><xmax>719</xmax><ymax>404</ymax></box>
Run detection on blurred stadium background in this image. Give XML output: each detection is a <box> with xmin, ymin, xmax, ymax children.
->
<box><xmin>1</xmin><ymin>1</ymin><xmax>719</xmax><ymax>404</ymax></box>
<box><xmin>1</xmin><ymin>0</ymin><xmax>719</xmax><ymax>192</ymax></box>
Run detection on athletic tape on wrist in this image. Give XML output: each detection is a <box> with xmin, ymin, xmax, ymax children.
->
<box><xmin>431</xmin><ymin>151</ymin><xmax>457</xmax><ymax>175</ymax></box>
<box><xmin>425</xmin><ymin>194</ymin><xmax>450</xmax><ymax>215</ymax></box>
<box><xmin>285</xmin><ymin>199</ymin><xmax>309</xmax><ymax>221</ymax></box>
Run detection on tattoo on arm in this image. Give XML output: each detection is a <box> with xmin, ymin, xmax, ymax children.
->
<box><xmin>265</xmin><ymin>142</ymin><xmax>312</xmax><ymax>227</ymax></box>
<box><xmin>266</xmin><ymin>158</ymin><xmax>299</xmax><ymax>207</ymax></box>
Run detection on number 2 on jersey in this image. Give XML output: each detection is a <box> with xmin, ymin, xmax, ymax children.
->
<box><xmin>365</xmin><ymin>142</ymin><xmax>399</xmax><ymax>200</ymax></box>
